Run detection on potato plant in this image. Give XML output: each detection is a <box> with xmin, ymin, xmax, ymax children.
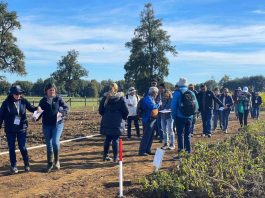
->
<box><xmin>140</xmin><ymin>122</ymin><xmax>265</xmax><ymax>198</ymax></box>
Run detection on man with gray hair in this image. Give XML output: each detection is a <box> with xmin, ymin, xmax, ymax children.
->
<box><xmin>139</xmin><ymin>87</ymin><xmax>161</xmax><ymax>156</ymax></box>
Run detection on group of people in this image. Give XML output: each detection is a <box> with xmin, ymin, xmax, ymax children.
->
<box><xmin>0</xmin><ymin>83</ymin><xmax>68</xmax><ymax>174</ymax></box>
<box><xmin>0</xmin><ymin>79</ymin><xmax>263</xmax><ymax>173</ymax></box>
<box><xmin>99</xmin><ymin>78</ymin><xmax>263</xmax><ymax>161</ymax></box>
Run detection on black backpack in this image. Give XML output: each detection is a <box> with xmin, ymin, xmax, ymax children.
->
<box><xmin>136</xmin><ymin>98</ymin><xmax>145</xmax><ymax>118</ymax></box>
<box><xmin>179</xmin><ymin>90</ymin><xmax>197</xmax><ymax>117</ymax></box>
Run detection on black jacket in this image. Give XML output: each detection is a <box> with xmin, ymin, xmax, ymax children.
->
<box><xmin>99</xmin><ymin>93</ymin><xmax>129</xmax><ymax>136</ymax></box>
<box><xmin>0</xmin><ymin>96</ymin><xmax>37</xmax><ymax>133</ymax></box>
<box><xmin>39</xmin><ymin>96</ymin><xmax>69</xmax><ymax>126</ymax></box>
<box><xmin>197</xmin><ymin>90</ymin><xmax>224</xmax><ymax>112</ymax></box>
<box><xmin>251</xmin><ymin>95</ymin><xmax>262</xmax><ymax>108</ymax></box>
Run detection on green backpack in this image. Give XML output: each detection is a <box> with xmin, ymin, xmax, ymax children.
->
<box><xmin>237</xmin><ymin>102</ymin><xmax>244</xmax><ymax>113</ymax></box>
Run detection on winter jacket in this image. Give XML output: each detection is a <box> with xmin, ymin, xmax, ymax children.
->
<box><xmin>39</xmin><ymin>96</ymin><xmax>69</xmax><ymax>126</ymax></box>
<box><xmin>219</xmin><ymin>94</ymin><xmax>234</xmax><ymax>111</ymax></box>
<box><xmin>142</xmin><ymin>95</ymin><xmax>160</xmax><ymax>125</ymax></box>
<box><xmin>0</xmin><ymin>96</ymin><xmax>37</xmax><ymax>133</ymax></box>
<box><xmin>124</xmin><ymin>94</ymin><xmax>139</xmax><ymax>117</ymax></box>
<box><xmin>237</xmin><ymin>92</ymin><xmax>252</xmax><ymax>111</ymax></box>
<box><xmin>171</xmin><ymin>86</ymin><xmax>198</xmax><ymax>119</ymax></box>
<box><xmin>99</xmin><ymin>92</ymin><xmax>129</xmax><ymax>136</ymax></box>
<box><xmin>251</xmin><ymin>95</ymin><xmax>262</xmax><ymax>108</ymax></box>
<box><xmin>197</xmin><ymin>90</ymin><xmax>223</xmax><ymax>112</ymax></box>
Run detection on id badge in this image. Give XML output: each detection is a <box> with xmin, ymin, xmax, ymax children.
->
<box><xmin>14</xmin><ymin>116</ymin><xmax>21</xmax><ymax>125</ymax></box>
<box><xmin>255</xmin><ymin>100</ymin><xmax>258</xmax><ymax>103</ymax></box>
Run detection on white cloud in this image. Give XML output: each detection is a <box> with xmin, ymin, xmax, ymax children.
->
<box><xmin>252</xmin><ymin>9</ymin><xmax>265</xmax><ymax>15</ymax></box>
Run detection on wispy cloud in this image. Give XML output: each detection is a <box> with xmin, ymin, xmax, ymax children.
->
<box><xmin>252</xmin><ymin>9</ymin><xmax>265</xmax><ymax>15</ymax></box>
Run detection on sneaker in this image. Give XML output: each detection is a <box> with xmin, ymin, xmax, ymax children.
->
<box><xmin>224</xmin><ymin>129</ymin><xmax>228</xmax><ymax>134</ymax></box>
<box><xmin>10</xmin><ymin>166</ymin><xmax>18</xmax><ymax>174</ymax></box>
<box><xmin>103</xmin><ymin>155</ymin><xmax>112</xmax><ymax>161</ymax></box>
<box><xmin>161</xmin><ymin>144</ymin><xmax>168</xmax><ymax>150</ymax></box>
<box><xmin>126</xmin><ymin>137</ymin><xmax>131</xmax><ymax>141</ymax></box>
<box><xmin>147</xmin><ymin>151</ymin><xmax>155</xmax><ymax>155</ymax></box>
<box><xmin>191</xmin><ymin>134</ymin><xmax>193</xmax><ymax>137</ymax></box>
<box><xmin>24</xmin><ymin>166</ymin><xmax>30</xmax><ymax>172</ymax></box>
<box><xmin>139</xmin><ymin>153</ymin><xmax>148</xmax><ymax>156</ymax></box>
<box><xmin>54</xmin><ymin>161</ymin><xmax>60</xmax><ymax>170</ymax></box>
<box><xmin>168</xmin><ymin>145</ymin><xmax>175</xmax><ymax>150</ymax></box>
<box><xmin>201</xmin><ymin>134</ymin><xmax>206</xmax><ymax>137</ymax></box>
<box><xmin>46</xmin><ymin>163</ymin><xmax>53</xmax><ymax>173</ymax></box>
<box><xmin>207</xmin><ymin>134</ymin><xmax>212</xmax><ymax>138</ymax></box>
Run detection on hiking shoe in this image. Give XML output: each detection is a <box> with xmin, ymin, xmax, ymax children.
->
<box><xmin>24</xmin><ymin>166</ymin><xmax>30</xmax><ymax>172</ymax></box>
<box><xmin>10</xmin><ymin>167</ymin><xmax>18</xmax><ymax>174</ymax></box>
<box><xmin>168</xmin><ymin>145</ymin><xmax>175</xmax><ymax>150</ymax></box>
<box><xmin>207</xmin><ymin>134</ymin><xmax>212</xmax><ymax>138</ymax></box>
<box><xmin>161</xmin><ymin>144</ymin><xmax>168</xmax><ymax>150</ymax></box>
<box><xmin>46</xmin><ymin>163</ymin><xmax>53</xmax><ymax>173</ymax></box>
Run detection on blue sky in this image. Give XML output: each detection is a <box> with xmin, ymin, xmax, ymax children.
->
<box><xmin>2</xmin><ymin>0</ymin><xmax>265</xmax><ymax>85</ymax></box>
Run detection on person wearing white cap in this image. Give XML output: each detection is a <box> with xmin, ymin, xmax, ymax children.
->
<box><xmin>237</xmin><ymin>86</ymin><xmax>251</xmax><ymax>127</ymax></box>
<box><xmin>124</xmin><ymin>87</ymin><xmax>140</xmax><ymax>139</ymax></box>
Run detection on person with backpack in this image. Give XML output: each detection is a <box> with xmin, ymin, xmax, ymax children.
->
<box><xmin>212</xmin><ymin>87</ymin><xmax>222</xmax><ymax>131</ymax></box>
<box><xmin>139</xmin><ymin>87</ymin><xmax>160</xmax><ymax>156</ymax></box>
<box><xmin>171</xmin><ymin>78</ymin><xmax>198</xmax><ymax>159</ymax></box>
<box><xmin>188</xmin><ymin>84</ymin><xmax>198</xmax><ymax>137</ymax></box>
<box><xmin>99</xmin><ymin>83</ymin><xmax>129</xmax><ymax>162</ymax></box>
<box><xmin>219</xmin><ymin>88</ymin><xmax>234</xmax><ymax>133</ymax></box>
<box><xmin>38</xmin><ymin>83</ymin><xmax>69</xmax><ymax>173</ymax></box>
<box><xmin>0</xmin><ymin>85</ymin><xmax>40</xmax><ymax>174</ymax></box>
<box><xmin>232</xmin><ymin>87</ymin><xmax>241</xmax><ymax>119</ymax></box>
<box><xmin>251</xmin><ymin>91</ymin><xmax>262</xmax><ymax>120</ymax></box>
<box><xmin>160</xmin><ymin>90</ymin><xmax>175</xmax><ymax>150</ymax></box>
<box><xmin>197</xmin><ymin>84</ymin><xmax>224</xmax><ymax>138</ymax></box>
<box><xmin>124</xmin><ymin>87</ymin><xmax>140</xmax><ymax>139</ymax></box>
<box><xmin>237</xmin><ymin>87</ymin><xmax>252</xmax><ymax>127</ymax></box>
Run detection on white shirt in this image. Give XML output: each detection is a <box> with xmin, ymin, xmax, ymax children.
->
<box><xmin>124</xmin><ymin>94</ymin><xmax>139</xmax><ymax>116</ymax></box>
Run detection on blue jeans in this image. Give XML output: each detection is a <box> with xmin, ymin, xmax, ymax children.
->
<box><xmin>175</xmin><ymin>117</ymin><xmax>192</xmax><ymax>153</ymax></box>
<box><xmin>221</xmin><ymin>110</ymin><xmax>230</xmax><ymax>130</ymax></box>
<box><xmin>43</xmin><ymin>122</ymin><xmax>64</xmax><ymax>162</ymax></box>
<box><xmin>127</xmin><ymin>116</ymin><xmax>140</xmax><ymax>138</ymax></box>
<box><xmin>6</xmin><ymin>131</ymin><xmax>29</xmax><ymax>167</ymax></box>
<box><xmin>139</xmin><ymin>119</ymin><xmax>156</xmax><ymax>154</ymax></box>
<box><xmin>190</xmin><ymin>116</ymin><xmax>197</xmax><ymax>134</ymax></box>
<box><xmin>104</xmin><ymin>135</ymin><xmax>119</xmax><ymax>158</ymax></box>
<box><xmin>161</xmin><ymin>116</ymin><xmax>174</xmax><ymax>145</ymax></box>
<box><xmin>252</xmin><ymin>107</ymin><xmax>260</xmax><ymax>119</ymax></box>
<box><xmin>155</xmin><ymin>113</ymin><xmax>163</xmax><ymax>140</ymax></box>
<box><xmin>213</xmin><ymin>110</ymin><xmax>222</xmax><ymax>130</ymax></box>
<box><xmin>201</xmin><ymin>110</ymin><xmax>213</xmax><ymax>135</ymax></box>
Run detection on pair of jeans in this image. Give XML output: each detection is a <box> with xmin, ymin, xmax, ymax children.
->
<box><xmin>103</xmin><ymin>135</ymin><xmax>119</xmax><ymax>158</ymax></box>
<box><xmin>221</xmin><ymin>110</ymin><xmax>230</xmax><ymax>130</ymax></box>
<box><xmin>161</xmin><ymin>116</ymin><xmax>174</xmax><ymax>145</ymax></box>
<box><xmin>42</xmin><ymin>122</ymin><xmax>64</xmax><ymax>162</ymax></box>
<box><xmin>201</xmin><ymin>110</ymin><xmax>213</xmax><ymax>135</ymax></box>
<box><xmin>127</xmin><ymin>116</ymin><xmax>140</xmax><ymax>138</ymax></box>
<box><xmin>175</xmin><ymin>117</ymin><xmax>192</xmax><ymax>153</ymax></box>
<box><xmin>139</xmin><ymin>119</ymin><xmax>156</xmax><ymax>154</ymax></box>
<box><xmin>6</xmin><ymin>130</ymin><xmax>29</xmax><ymax>168</ymax></box>
<box><xmin>252</xmin><ymin>107</ymin><xmax>260</xmax><ymax>119</ymax></box>
<box><xmin>213</xmin><ymin>110</ymin><xmax>222</xmax><ymax>130</ymax></box>
<box><xmin>239</xmin><ymin>110</ymin><xmax>249</xmax><ymax>126</ymax></box>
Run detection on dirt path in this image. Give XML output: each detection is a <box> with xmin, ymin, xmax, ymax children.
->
<box><xmin>0</xmin><ymin>113</ymin><xmax>263</xmax><ymax>198</ymax></box>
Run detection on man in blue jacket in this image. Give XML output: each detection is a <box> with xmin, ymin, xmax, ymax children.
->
<box><xmin>171</xmin><ymin>78</ymin><xmax>198</xmax><ymax>159</ymax></box>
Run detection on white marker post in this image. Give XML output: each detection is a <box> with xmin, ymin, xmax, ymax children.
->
<box><xmin>119</xmin><ymin>138</ymin><xmax>123</xmax><ymax>197</ymax></box>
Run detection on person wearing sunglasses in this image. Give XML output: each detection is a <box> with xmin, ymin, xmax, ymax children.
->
<box><xmin>0</xmin><ymin>85</ymin><xmax>40</xmax><ymax>174</ymax></box>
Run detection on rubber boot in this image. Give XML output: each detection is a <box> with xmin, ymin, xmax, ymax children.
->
<box><xmin>46</xmin><ymin>152</ymin><xmax>54</xmax><ymax>173</ymax></box>
<box><xmin>54</xmin><ymin>150</ymin><xmax>60</xmax><ymax>170</ymax></box>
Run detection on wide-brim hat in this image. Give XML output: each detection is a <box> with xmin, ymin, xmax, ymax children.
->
<box><xmin>9</xmin><ymin>85</ymin><xmax>25</xmax><ymax>95</ymax></box>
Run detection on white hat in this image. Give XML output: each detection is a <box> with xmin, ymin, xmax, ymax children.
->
<box><xmin>243</xmin><ymin>86</ymin><xmax>248</xmax><ymax>93</ymax></box>
<box><xmin>128</xmin><ymin>87</ymin><xmax>136</xmax><ymax>93</ymax></box>
<box><xmin>177</xmin><ymin>77</ymin><xmax>188</xmax><ymax>87</ymax></box>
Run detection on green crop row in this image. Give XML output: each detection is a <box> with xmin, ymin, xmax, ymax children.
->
<box><xmin>140</xmin><ymin>122</ymin><xmax>265</xmax><ymax>198</ymax></box>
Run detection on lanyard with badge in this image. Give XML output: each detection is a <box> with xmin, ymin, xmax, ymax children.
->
<box><xmin>14</xmin><ymin>101</ymin><xmax>21</xmax><ymax>125</ymax></box>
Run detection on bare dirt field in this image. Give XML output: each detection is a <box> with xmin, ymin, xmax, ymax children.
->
<box><xmin>0</xmin><ymin>111</ymin><xmax>263</xmax><ymax>198</ymax></box>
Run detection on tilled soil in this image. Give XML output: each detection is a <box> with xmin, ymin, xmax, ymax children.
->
<box><xmin>0</xmin><ymin>111</ymin><xmax>263</xmax><ymax>198</ymax></box>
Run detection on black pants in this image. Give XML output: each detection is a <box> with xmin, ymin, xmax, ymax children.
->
<box><xmin>103</xmin><ymin>135</ymin><xmax>119</xmax><ymax>158</ymax></box>
<box><xmin>239</xmin><ymin>110</ymin><xmax>249</xmax><ymax>126</ymax></box>
<box><xmin>127</xmin><ymin>116</ymin><xmax>140</xmax><ymax>138</ymax></box>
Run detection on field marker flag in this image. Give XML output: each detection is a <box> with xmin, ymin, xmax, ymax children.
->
<box><xmin>119</xmin><ymin>138</ymin><xmax>123</xmax><ymax>197</ymax></box>
<box><xmin>153</xmin><ymin>148</ymin><xmax>165</xmax><ymax>171</ymax></box>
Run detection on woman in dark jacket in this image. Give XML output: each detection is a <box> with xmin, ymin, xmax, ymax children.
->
<box><xmin>38</xmin><ymin>83</ymin><xmax>68</xmax><ymax>173</ymax></box>
<box><xmin>99</xmin><ymin>83</ymin><xmax>128</xmax><ymax>162</ymax></box>
<box><xmin>0</xmin><ymin>85</ymin><xmax>38</xmax><ymax>174</ymax></box>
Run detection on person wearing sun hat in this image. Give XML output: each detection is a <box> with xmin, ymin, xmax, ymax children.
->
<box><xmin>0</xmin><ymin>85</ymin><xmax>40</xmax><ymax>174</ymax></box>
<box><xmin>124</xmin><ymin>87</ymin><xmax>140</xmax><ymax>139</ymax></box>
<box><xmin>237</xmin><ymin>86</ymin><xmax>251</xmax><ymax>127</ymax></box>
